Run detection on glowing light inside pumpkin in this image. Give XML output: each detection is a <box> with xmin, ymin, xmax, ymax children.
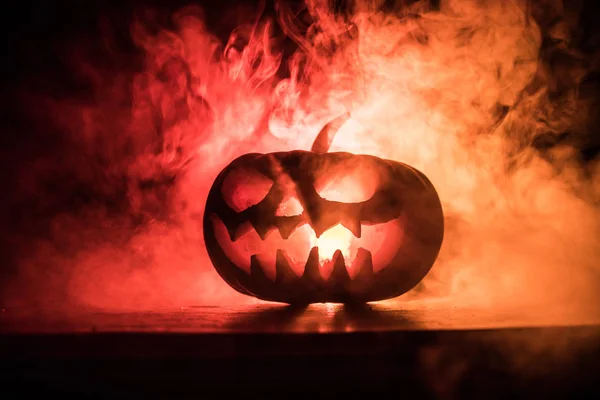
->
<box><xmin>314</xmin><ymin>177</ymin><xmax>367</xmax><ymax>267</ymax></box>
<box><xmin>309</xmin><ymin>223</ymin><xmax>355</xmax><ymax>263</ymax></box>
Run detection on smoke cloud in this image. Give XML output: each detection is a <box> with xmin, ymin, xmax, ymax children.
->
<box><xmin>1</xmin><ymin>0</ymin><xmax>599</xmax><ymax>323</ymax></box>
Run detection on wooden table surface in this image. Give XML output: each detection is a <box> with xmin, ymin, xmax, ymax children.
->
<box><xmin>2</xmin><ymin>299</ymin><xmax>600</xmax><ymax>398</ymax></box>
<box><xmin>2</xmin><ymin>298</ymin><xmax>599</xmax><ymax>334</ymax></box>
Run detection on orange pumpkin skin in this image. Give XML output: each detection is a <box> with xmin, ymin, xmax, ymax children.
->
<box><xmin>203</xmin><ymin>151</ymin><xmax>444</xmax><ymax>304</ymax></box>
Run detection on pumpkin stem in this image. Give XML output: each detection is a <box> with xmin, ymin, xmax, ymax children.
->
<box><xmin>311</xmin><ymin>111</ymin><xmax>351</xmax><ymax>153</ymax></box>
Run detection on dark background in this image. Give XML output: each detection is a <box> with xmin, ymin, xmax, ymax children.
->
<box><xmin>0</xmin><ymin>1</ymin><xmax>599</xmax><ymax>398</ymax></box>
<box><xmin>0</xmin><ymin>0</ymin><xmax>600</xmax><ymax>301</ymax></box>
<box><xmin>0</xmin><ymin>0</ymin><xmax>291</xmax><ymax>296</ymax></box>
<box><xmin>1</xmin><ymin>0</ymin><xmax>599</xmax><ymax>301</ymax></box>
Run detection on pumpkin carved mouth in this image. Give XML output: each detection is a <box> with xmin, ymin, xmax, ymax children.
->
<box><xmin>203</xmin><ymin>115</ymin><xmax>444</xmax><ymax>304</ymax></box>
<box><xmin>203</xmin><ymin>150</ymin><xmax>444</xmax><ymax>304</ymax></box>
<box><xmin>210</xmin><ymin>214</ymin><xmax>404</xmax><ymax>280</ymax></box>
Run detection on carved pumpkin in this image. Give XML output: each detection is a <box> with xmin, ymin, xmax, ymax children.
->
<box><xmin>203</xmin><ymin>116</ymin><xmax>444</xmax><ymax>304</ymax></box>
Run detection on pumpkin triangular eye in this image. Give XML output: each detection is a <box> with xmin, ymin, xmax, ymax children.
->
<box><xmin>315</xmin><ymin>160</ymin><xmax>379</xmax><ymax>203</ymax></box>
<box><xmin>275</xmin><ymin>196</ymin><xmax>304</xmax><ymax>217</ymax></box>
<box><xmin>221</xmin><ymin>167</ymin><xmax>273</xmax><ymax>212</ymax></box>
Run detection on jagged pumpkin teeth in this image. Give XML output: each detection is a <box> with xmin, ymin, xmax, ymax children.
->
<box><xmin>204</xmin><ymin>112</ymin><xmax>443</xmax><ymax>304</ymax></box>
<box><xmin>204</xmin><ymin>150</ymin><xmax>444</xmax><ymax>304</ymax></box>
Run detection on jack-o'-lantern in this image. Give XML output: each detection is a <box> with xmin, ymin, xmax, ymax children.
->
<box><xmin>203</xmin><ymin>115</ymin><xmax>444</xmax><ymax>304</ymax></box>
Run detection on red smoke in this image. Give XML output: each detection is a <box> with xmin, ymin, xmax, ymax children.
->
<box><xmin>2</xmin><ymin>0</ymin><xmax>599</xmax><ymax>321</ymax></box>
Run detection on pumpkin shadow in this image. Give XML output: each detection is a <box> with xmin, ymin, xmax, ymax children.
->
<box><xmin>223</xmin><ymin>302</ymin><xmax>417</xmax><ymax>332</ymax></box>
<box><xmin>332</xmin><ymin>302</ymin><xmax>418</xmax><ymax>331</ymax></box>
<box><xmin>223</xmin><ymin>303</ymin><xmax>309</xmax><ymax>332</ymax></box>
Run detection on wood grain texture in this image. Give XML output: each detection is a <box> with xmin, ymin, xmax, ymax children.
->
<box><xmin>2</xmin><ymin>299</ymin><xmax>599</xmax><ymax>334</ymax></box>
<box><xmin>2</xmin><ymin>301</ymin><xmax>600</xmax><ymax>398</ymax></box>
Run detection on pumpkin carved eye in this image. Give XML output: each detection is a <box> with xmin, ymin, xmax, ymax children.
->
<box><xmin>315</xmin><ymin>161</ymin><xmax>379</xmax><ymax>203</ymax></box>
<box><xmin>204</xmin><ymin>115</ymin><xmax>445</xmax><ymax>305</ymax></box>
<box><xmin>221</xmin><ymin>167</ymin><xmax>273</xmax><ymax>213</ymax></box>
<box><xmin>275</xmin><ymin>196</ymin><xmax>304</xmax><ymax>216</ymax></box>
